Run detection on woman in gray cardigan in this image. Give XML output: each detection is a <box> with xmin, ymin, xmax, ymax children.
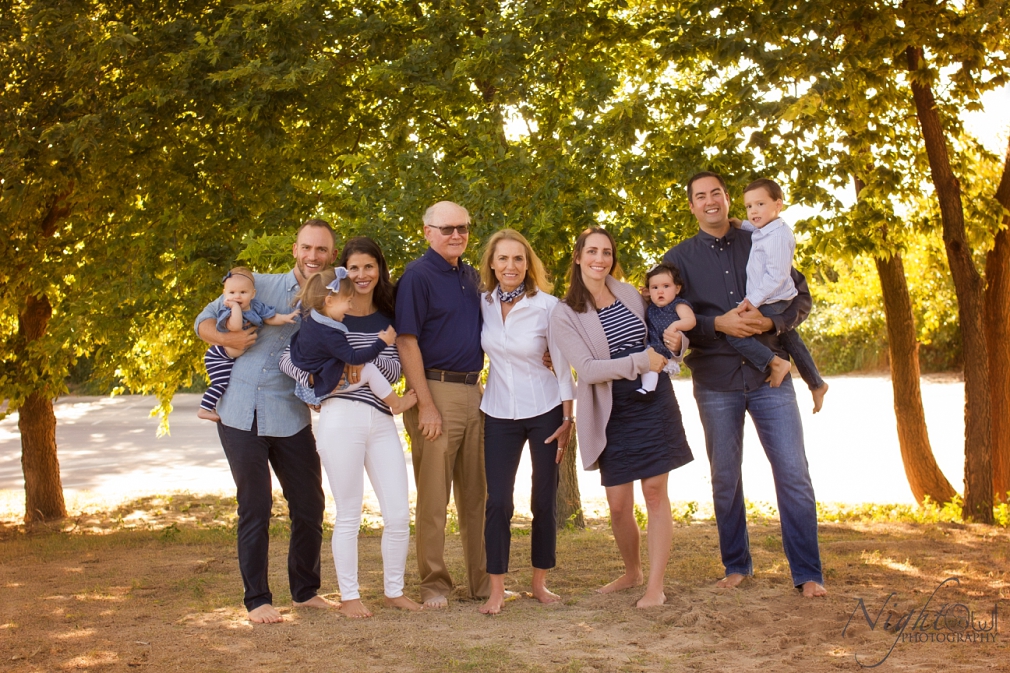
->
<box><xmin>550</xmin><ymin>227</ymin><xmax>693</xmax><ymax>608</ymax></box>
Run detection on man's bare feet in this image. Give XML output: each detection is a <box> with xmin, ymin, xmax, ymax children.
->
<box><xmin>766</xmin><ymin>356</ymin><xmax>791</xmax><ymax>388</ymax></box>
<box><xmin>248</xmin><ymin>604</ymin><xmax>283</xmax><ymax>624</ymax></box>
<box><xmin>532</xmin><ymin>586</ymin><xmax>561</xmax><ymax>604</ymax></box>
<box><xmin>802</xmin><ymin>581</ymin><xmax>827</xmax><ymax>598</ymax></box>
<box><xmin>386</xmin><ymin>389</ymin><xmax>418</xmax><ymax>415</ymax></box>
<box><xmin>337</xmin><ymin>598</ymin><xmax>372</xmax><ymax>618</ymax></box>
<box><xmin>715</xmin><ymin>573</ymin><xmax>747</xmax><ymax>589</ymax></box>
<box><xmin>385</xmin><ymin>595</ymin><xmax>423</xmax><ymax>611</ymax></box>
<box><xmin>597</xmin><ymin>571</ymin><xmax>644</xmax><ymax>594</ymax></box>
<box><xmin>197</xmin><ymin>408</ymin><xmax>220</xmax><ymax>422</ymax></box>
<box><xmin>422</xmin><ymin>594</ymin><xmax>448</xmax><ymax>609</ymax></box>
<box><xmin>636</xmin><ymin>590</ymin><xmax>666</xmax><ymax>608</ymax></box>
<box><xmin>292</xmin><ymin>595</ymin><xmax>339</xmax><ymax>610</ymax></box>
<box><xmin>812</xmin><ymin>382</ymin><xmax>829</xmax><ymax>414</ymax></box>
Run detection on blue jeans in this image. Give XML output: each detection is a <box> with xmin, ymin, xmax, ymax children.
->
<box><xmin>726</xmin><ymin>300</ymin><xmax>825</xmax><ymax>391</ymax></box>
<box><xmin>693</xmin><ymin>378</ymin><xmax>823</xmax><ymax>587</ymax></box>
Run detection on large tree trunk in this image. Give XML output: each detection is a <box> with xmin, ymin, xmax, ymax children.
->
<box><xmin>988</xmin><ymin>145</ymin><xmax>1010</xmax><ymax>504</ymax></box>
<box><xmin>18</xmin><ymin>293</ymin><xmax>67</xmax><ymax>524</ymax></box>
<box><xmin>874</xmin><ymin>253</ymin><xmax>957</xmax><ymax>504</ymax></box>
<box><xmin>906</xmin><ymin>45</ymin><xmax>993</xmax><ymax>522</ymax></box>
<box><xmin>556</xmin><ymin>428</ymin><xmax>584</xmax><ymax>529</ymax></box>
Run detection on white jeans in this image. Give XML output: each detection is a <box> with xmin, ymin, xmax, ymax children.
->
<box><xmin>316</xmin><ymin>398</ymin><xmax>410</xmax><ymax>600</ymax></box>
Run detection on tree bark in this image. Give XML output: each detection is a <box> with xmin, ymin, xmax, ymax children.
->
<box><xmin>906</xmin><ymin>45</ymin><xmax>993</xmax><ymax>522</ymax></box>
<box><xmin>874</xmin><ymin>252</ymin><xmax>957</xmax><ymax>504</ymax></box>
<box><xmin>556</xmin><ymin>428</ymin><xmax>585</xmax><ymax>529</ymax></box>
<box><xmin>987</xmin><ymin>143</ymin><xmax>1010</xmax><ymax>504</ymax></box>
<box><xmin>18</xmin><ymin>293</ymin><xmax>67</xmax><ymax>524</ymax></box>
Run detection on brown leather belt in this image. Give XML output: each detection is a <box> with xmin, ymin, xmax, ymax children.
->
<box><xmin>424</xmin><ymin>369</ymin><xmax>481</xmax><ymax>385</ymax></box>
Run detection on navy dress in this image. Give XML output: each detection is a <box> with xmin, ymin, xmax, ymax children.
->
<box><xmin>596</xmin><ymin>300</ymin><xmax>693</xmax><ymax>487</ymax></box>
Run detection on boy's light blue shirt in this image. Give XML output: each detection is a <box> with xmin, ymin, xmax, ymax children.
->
<box><xmin>741</xmin><ymin>217</ymin><xmax>799</xmax><ymax>306</ymax></box>
<box><xmin>194</xmin><ymin>269</ymin><xmax>309</xmax><ymax>436</ymax></box>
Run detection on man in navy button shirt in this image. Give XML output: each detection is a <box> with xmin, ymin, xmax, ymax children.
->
<box><xmin>396</xmin><ymin>201</ymin><xmax>490</xmax><ymax>608</ymax></box>
<box><xmin>664</xmin><ymin>172</ymin><xmax>826</xmax><ymax>598</ymax></box>
<box><xmin>195</xmin><ymin>220</ymin><xmax>339</xmax><ymax>622</ymax></box>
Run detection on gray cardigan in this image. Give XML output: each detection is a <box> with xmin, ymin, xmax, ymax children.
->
<box><xmin>550</xmin><ymin>276</ymin><xmax>687</xmax><ymax>471</ymax></box>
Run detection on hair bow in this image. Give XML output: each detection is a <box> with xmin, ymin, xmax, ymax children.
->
<box><xmin>325</xmin><ymin>266</ymin><xmax>349</xmax><ymax>292</ymax></box>
<box><xmin>221</xmin><ymin>270</ymin><xmax>253</xmax><ymax>284</ymax></box>
<box><xmin>221</xmin><ymin>271</ymin><xmax>234</xmax><ymax>284</ymax></box>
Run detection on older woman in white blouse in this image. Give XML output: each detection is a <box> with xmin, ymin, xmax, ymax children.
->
<box><xmin>477</xmin><ymin>229</ymin><xmax>575</xmax><ymax>615</ymax></box>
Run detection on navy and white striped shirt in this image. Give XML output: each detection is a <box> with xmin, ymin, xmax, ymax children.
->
<box><xmin>279</xmin><ymin>311</ymin><xmax>401</xmax><ymax>416</ymax></box>
<box><xmin>598</xmin><ymin>299</ymin><xmax>647</xmax><ymax>357</ymax></box>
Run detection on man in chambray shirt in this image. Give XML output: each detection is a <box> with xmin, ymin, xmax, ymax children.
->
<box><xmin>194</xmin><ymin>219</ymin><xmax>338</xmax><ymax>623</ymax></box>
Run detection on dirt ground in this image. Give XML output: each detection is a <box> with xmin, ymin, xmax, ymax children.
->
<box><xmin>1</xmin><ymin>495</ymin><xmax>1007</xmax><ymax>672</ymax></box>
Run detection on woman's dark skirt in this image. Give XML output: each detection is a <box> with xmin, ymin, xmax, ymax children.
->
<box><xmin>598</xmin><ymin>363</ymin><xmax>693</xmax><ymax>487</ymax></box>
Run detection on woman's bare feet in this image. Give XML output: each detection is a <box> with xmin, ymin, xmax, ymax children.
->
<box><xmin>248</xmin><ymin>604</ymin><xmax>283</xmax><ymax>624</ymax></box>
<box><xmin>802</xmin><ymin>581</ymin><xmax>827</xmax><ymax>598</ymax></box>
<box><xmin>197</xmin><ymin>408</ymin><xmax>220</xmax><ymax>422</ymax></box>
<box><xmin>385</xmin><ymin>389</ymin><xmax>418</xmax><ymax>415</ymax></box>
<box><xmin>597</xmin><ymin>571</ymin><xmax>644</xmax><ymax>594</ymax></box>
<box><xmin>636</xmin><ymin>589</ymin><xmax>666</xmax><ymax>608</ymax></box>
<box><xmin>812</xmin><ymin>382</ymin><xmax>829</xmax><ymax>414</ymax></box>
<box><xmin>293</xmin><ymin>595</ymin><xmax>339</xmax><ymax>610</ymax></box>
<box><xmin>337</xmin><ymin>598</ymin><xmax>372</xmax><ymax>618</ymax></box>
<box><xmin>385</xmin><ymin>595</ymin><xmax>423</xmax><ymax>611</ymax></box>
<box><xmin>766</xmin><ymin>356</ymin><xmax>791</xmax><ymax>387</ymax></box>
<box><xmin>531</xmin><ymin>568</ymin><xmax>561</xmax><ymax>604</ymax></box>
<box><xmin>479</xmin><ymin>590</ymin><xmax>517</xmax><ymax>615</ymax></box>
<box><xmin>715</xmin><ymin>573</ymin><xmax>746</xmax><ymax>589</ymax></box>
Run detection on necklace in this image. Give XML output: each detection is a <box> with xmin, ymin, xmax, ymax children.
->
<box><xmin>497</xmin><ymin>282</ymin><xmax>525</xmax><ymax>304</ymax></box>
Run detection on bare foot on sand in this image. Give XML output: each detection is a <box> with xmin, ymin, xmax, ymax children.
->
<box><xmin>479</xmin><ymin>590</ymin><xmax>518</xmax><ymax>615</ymax></box>
<box><xmin>423</xmin><ymin>595</ymin><xmax>448</xmax><ymax>609</ymax></box>
<box><xmin>715</xmin><ymin>573</ymin><xmax>747</xmax><ymax>589</ymax></box>
<box><xmin>197</xmin><ymin>408</ymin><xmax>220</xmax><ymax>422</ymax></box>
<box><xmin>248</xmin><ymin>604</ymin><xmax>283</xmax><ymax>624</ymax></box>
<box><xmin>766</xmin><ymin>356</ymin><xmax>791</xmax><ymax>388</ymax></box>
<box><xmin>636</xmin><ymin>590</ymin><xmax>666</xmax><ymax>608</ymax></box>
<box><xmin>812</xmin><ymin>382</ymin><xmax>829</xmax><ymax>414</ymax></box>
<box><xmin>802</xmin><ymin>581</ymin><xmax>827</xmax><ymax>598</ymax></box>
<box><xmin>597</xmin><ymin>571</ymin><xmax>644</xmax><ymax>594</ymax></box>
<box><xmin>293</xmin><ymin>595</ymin><xmax>339</xmax><ymax>610</ymax></box>
<box><xmin>385</xmin><ymin>595</ymin><xmax>423</xmax><ymax>611</ymax></box>
<box><xmin>337</xmin><ymin>598</ymin><xmax>372</xmax><ymax>618</ymax></box>
<box><xmin>532</xmin><ymin>586</ymin><xmax>561</xmax><ymax>604</ymax></box>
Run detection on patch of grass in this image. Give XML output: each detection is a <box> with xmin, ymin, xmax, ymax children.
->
<box><xmin>633</xmin><ymin>504</ymin><xmax>648</xmax><ymax>531</ymax></box>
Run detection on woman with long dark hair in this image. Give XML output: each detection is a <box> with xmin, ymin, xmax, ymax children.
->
<box><xmin>550</xmin><ymin>227</ymin><xmax>693</xmax><ymax>608</ymax></box>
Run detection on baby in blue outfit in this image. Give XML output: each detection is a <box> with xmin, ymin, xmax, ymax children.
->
<box><xmin>197</xmin><ymin>267</ymin><xmax>297</xmax><ymax>421</ymax></box>
<box><xmin>639</xmin><ymin>262</ymin><xmax>696</xmax><ymax>394</ymax></box>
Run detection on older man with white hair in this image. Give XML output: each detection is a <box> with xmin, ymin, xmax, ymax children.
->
<box><xmin>395</xmin><ymin>201</ymin><xmax>490</xmax><ymax>609</ymax></box>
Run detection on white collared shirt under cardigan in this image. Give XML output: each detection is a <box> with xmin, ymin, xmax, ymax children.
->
<box><xmin>550</xmin><ymin>275</ymin><xmax>688</xmax><ymax>471</ymax></box>
<box><xmin>480</xmin><ymin>287</ymin><xmax>575</xmax><ymax>419</ymax></box>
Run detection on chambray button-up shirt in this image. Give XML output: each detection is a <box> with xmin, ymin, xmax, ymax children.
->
<box><xmin>194</xmin><ymin>269</ymin><xmax>309</xmax><ymax>436</ymax></box>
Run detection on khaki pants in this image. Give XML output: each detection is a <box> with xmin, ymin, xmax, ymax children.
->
<box><xmin>403</xmin><ymin>379</ymin><xmax>490</xmax><ymax>601</ymax></box>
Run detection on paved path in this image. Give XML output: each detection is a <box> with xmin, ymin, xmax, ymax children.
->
<box><xmin>0</xmin><ymin>376</ymin><xmax>966</xmax><ymax>516</ymax></box>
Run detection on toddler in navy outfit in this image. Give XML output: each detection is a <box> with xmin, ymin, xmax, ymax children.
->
<box><xmin>289</xmin><ymin>266</ymin><xmax>417</xmax><ymax>415</ymax></box>
<box><xmin>198</xmin><ymin>267</ymin><xmax>298</xmax><ymax>421</ymax></box>
<box><xmin>639</xmin><ymin>262</ymin><xmax>696</xmax><ymax>394</ymax></box>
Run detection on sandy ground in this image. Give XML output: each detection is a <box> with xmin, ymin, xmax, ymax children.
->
<box><xmin>1</xmin><ymin>497</ymin><xmax>1006</xmax><ymax>672</ymax></box>
<box><xmin>0</xmin><ymin>374</ymin><xmax>970</xmax><ymax>522</ymax></box>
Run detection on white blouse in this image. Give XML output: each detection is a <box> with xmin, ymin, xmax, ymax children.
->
<box><xmin>480</xmin><ymin>288</ymin><xmax>575</xmax><ymax>420</ymax></box>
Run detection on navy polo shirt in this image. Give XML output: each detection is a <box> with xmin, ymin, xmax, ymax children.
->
<box><xmin>395</xmin><ymin>247</ymin><xmax>483</xmax><ymax>372</ymax></box>
<box><xmin>664</xmin><ymin>227</ymin><xmax>811</xmax><ymax>393</ymax></box>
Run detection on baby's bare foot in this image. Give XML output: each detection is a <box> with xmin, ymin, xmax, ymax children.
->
<box><xmin>767</xmin><ymin>357</ymin><xmax>791</xmax><ymax>388</ymax></box>
<box><xmin>812</xmin><ymin>382</ymin><xmax>829</xmax><ymax>414</ymax></box>
<box><xmin>197</xmin><ymin>408</ymin><xmax>220</xmax><ymax>422</ymax></box>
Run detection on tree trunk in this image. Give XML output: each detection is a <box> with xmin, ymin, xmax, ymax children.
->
<box><xmin>906</xmin><ymin>45</ymin><xmax>993</xmax><ymax>522</ymax></box>
<box><xmin>988</xmin><ymin>144</ymin><xmax>1010</xmax><ymax>504</ymax></box>
<box><xmin>556</xmin><ymin>428</ymin><xmax>584</xmax><ymax>529</ymax></box>
<box><xmin>18</xmin><ymin>293</ymin><xmax>67</xmax><ymax>524</ymax></box>
<box><xmin>874</xmin><ymin>253</ymin><xmax>957</xmax><ymax>504</ymax></box>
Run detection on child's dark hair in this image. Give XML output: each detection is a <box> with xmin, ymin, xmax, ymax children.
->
<box><xmin>646</xmin><ymin>262</ymin><xmax>684</xmax><ymax>290</ymax></box>
<box><xmin>743</xmin><ymin>178</ymin><xmax>784</xmax><ymax>201</ymax></box>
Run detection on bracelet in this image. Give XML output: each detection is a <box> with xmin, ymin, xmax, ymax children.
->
<box><xmin>562</xmin><ymin>416</ymin><xmax>574</xmax><ymax>422</ymax></box>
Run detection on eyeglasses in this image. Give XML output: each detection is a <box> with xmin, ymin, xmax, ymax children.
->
<box><xmin>427</xmin><ymin>224</ymin><xmax>470</xmax><ymax>236</ymax></box>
